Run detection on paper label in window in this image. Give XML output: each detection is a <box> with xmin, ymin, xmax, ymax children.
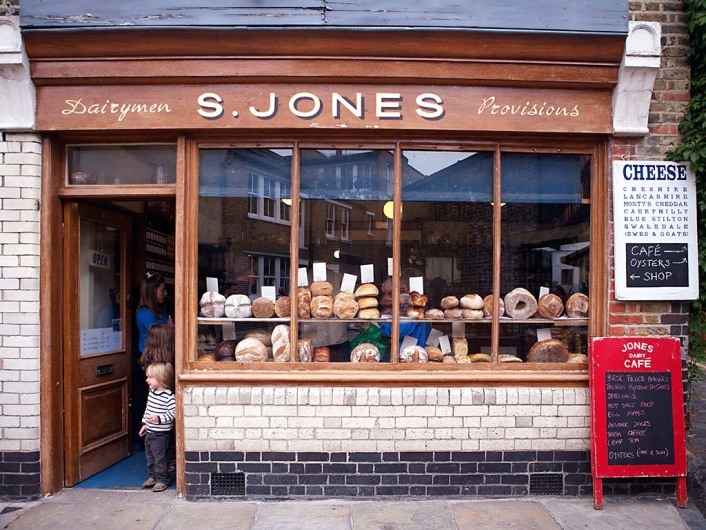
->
<box><xmin>313</xmin><ymin>262</ymin><xmax>327</xmax><ymax>282</ymax></box>
<box><xmin>298</xmin><ymin>267</ymin><xmax>309</xmax><ymax>287</ymax></box>
<box><xmin>360</xmin><ymin>264</ymin><xmax>374</xmax><ymax>284</ymax></box>
<box><xmin>206</xmin><ymin>277</ymin><xmax>219</xmax><ymax>293</ymax></box>
<box><xmin>401</xmin><ymin>335</ymin><xmax>418</xmax><ymax>350</ymax></box>
<box><xmin>409</xmin><ymin>276</ymin><xmax>424</xmax><ymax>294</ymax></box>
<box><xmin>452</xmin><ymin>322</ymin><xmax>464</xmax><ymax>338</ymax></box>
<box><xmin>222</xmin><ymin>323</ymin><xmax>236</xmax><ymax>340</ymax></box>
<box><xmin>262</xmin><ymin>286</ymin><xmax>276</xmax><ymax>302</ymax></box>
<box><xmin>388</xmin><ymin>257</ymin><xmax>393</xmax><ymax>277</ymax></box>
<box><xmin>341</xmin><ymin>273</ymin><xmax>357</xmax><ymax>294</ymax></box>
<box><xmin>539</xmin><ymin>286</ymin><xmax>549</xmax><ymax>298</ymax></box>
<box><xmin>439</xmin><ymin>335</ymin><xmax>452</xmax><ymax>355</ymax></box>
<box><xmin>427</xmin><ymin>328</ymin><xmax>443</xmax><ymax>348</ymax></box>
<box><xmin>537</xmin><ymin>328</ymin><xmax>552</xmax><ymax>342</ymax></box>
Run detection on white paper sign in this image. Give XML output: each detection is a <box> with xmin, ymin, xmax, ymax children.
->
<box><xmin>452</xmin><ymin>322</ymin><xmax>464</xmax><ymax>338</ymax></box>
<box><xmin>262</xmin><ymin>286</ymin><xmax>276</xmax><ymax>302</ymax></box>
<box><xmin>361</xmin><ymin>264</ymin><xmax>374</xmax><ymax>284</ymax></box>
<box><xmin>427</xmin><ymin>328</ymin><xmax>443</xmax><ymax>348</ymax></box>
<box><xmin>222</xmin><ymin>323</ymin><xmax>236</xmax><ymax>340</ymax></box>
<box><xmin>206</xmin><ymin>276</ymin><xmax>219</xmax><ymax>293</ymax></box>
<box><xmin>439</xmin><ymin>335</ymin><xmax>452</xmax><ymax>354</ymax></box>
<box><xmin>80</xmin><ymin>327</ymin><xmax>122</xmax><ymax>356</ymax></box>
<box><xmin>613</xmin><ymin>161</ymin><xmax>698</xmax><ymax>300</ymax></box>
<box><xmin>539</xmin><ymin>286</ymin><xmax>549</xmax><ymax>298</ymax></box>
<box><xmin>410</xmin><ymin>276</ymin><xmax>424</xmax><ymax>294</ymax></box>
<box><xmin>298</xmin><ymin>267</ymin><xmax>309</xmax><ymax>287</ymax></box>
<box><xmin>401</xmin><ymin>335</ymin><xmax>418</xmax><ymax>350</ymax></box>
<box><xmin>313</xmin><ymin>262</ymin><xmax>327</xmax><ymax>282</ymax></box>
<box><xmin>341</xmin><ymin>274</ymin><xmax>357</xmax><ymax>294</ymax></box>
<box><xmin>536</xmin><ymin>328</ymin><xmax>553</xmax><ymax>342</ymax></box>
<box><xmin>388</xmin><ymin>257</ymin><xmax>393</xmax><ymax>277</ymax></box>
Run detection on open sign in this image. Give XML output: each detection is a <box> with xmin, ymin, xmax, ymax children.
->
<box><xmin>88</xmin><ymin>250</ymin><xmax>111</xmax><ymax>270</ymax></box>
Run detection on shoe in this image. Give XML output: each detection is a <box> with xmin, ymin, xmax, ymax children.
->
<box><xmin>142</xmin><ymin>478</ymin><xmax>156</xmax><ymax>488</ymax></box>
<box><xmin>152</xmin><ymin>482</ymin><xmax>169</xmax><ymax>492</ymax></box>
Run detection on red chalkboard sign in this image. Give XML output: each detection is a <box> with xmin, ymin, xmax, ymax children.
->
<box><xmin>589</xmin><ymin>337</ymin><xmax>687</xmax><ymax>509</ymax></box>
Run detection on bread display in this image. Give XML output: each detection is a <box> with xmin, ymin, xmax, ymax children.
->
<box><xmin>355</xmin><ymin>283</ymin><xmax>379</xmax><ymax>298</ymax></box>
<box><xmin>297</xmin><ymin>339</ymin><xmax>313</xmax><ymax>362</ymax></box>
<box><xmin>251</xmin><ymin>297</ymin><xmax>275</xmax><ymax>318</ymax></box>
<box><xmin>460</xmin><ymin>294</ymin><xmax>484</xmax><ymax>310</ymax></box>
<box><xmin>245</xmin><ymin>329</ymin><xmax>272</xmax><ymax>346</ymax></box>
<box><xmin>424</xmin><ymin>308</ymin><xmax>444</xmax><ymax>319</ymax></box>
<box><xmin>274</xmin><ymin>296</ymin><xmax>291</xmax><ymax>318</ymax></box>
<box><xmin>482</xmin><ymin>295</ymin><xmax>505</xmax><ymax>318</ymax></box>
<box><xmin>444</xmin><ymin>308</ymin><xmax>463</xmax><ymax>319</ymax></box>
<box><xmin>504</xmin><ymin>288</ymin><xmax>538</xmax><ymax>319</ymax></box>
<box><xmin>452</xmin><ymin>336</ymin><xmax>468</xmax><ymax>359</ymax></box>
<box><xmin>566</xmin><ymin>293</ymin><xmax>589</xmax><ymax>318</ymax></box>
<box><xmin>350</xmin><ymin>342</ymin><xmax>381</xmax><ymax>363</ymax></box>
<box><xmin>461</xmin><ymin>309</ymin><xmax>483</xmax><ymax>320</ymax></box>
<box><xmin>271</xmin><ymin>324</ymin><xmax>290</xmax><ymax>362</ymax></box>
<box><xmin>199</xmin><ymin>291</ymin><xmax>226</xmax><ymax>318</ymax></box>
<box><xmin>409</xmin><ymin>291</ymin><xmax>428</xmax><ymax>307</ymax></box>
<box><xmin>297</xmin><ymin>287</ymin><xmax>312</xmax><ymax>319</ymax></box>
<box><xmin>469</xmin><ymin>353</ymin><xmax>491</xmax><ymax>363</ymax></box>
<box><xmin>225</xmin><ymin>294</ymin><xmax>252</xmax><ymax>318</ymax></box>
<box><xmin>527</xmin><ymin>338</ymin><xmax>569</xmax><ymax>363</ymax></box>
<box><xmin>311</xmin><ymin>281</ymin><xmax>333</xmax><ymax>296</ymax></box>
<box><xmin>235</xmin><ymin>337</ymin><xmax>268</xmax><ymax>362</ymax></box>
<box><xmin>311</xmin><ymin>295</ymin><xmax>334</xmax><ymax>318</ymax></box>
<box><xmin>537</xmin><ymin>293</ymin><xmax>564</xmax><ymax>319</ymax></box>
<box><xmin>358</xmin><ymin>308</ymin><xmax>381</xmax><ymax>319</ymax></box>
<box><xmin>333</xmin><ymin>293</ymin><xmax>358</xmax><ymax>319</ymax></box>
<box><xmin>399</xmin><ymin>345</ymin><xmax>428</xmax><ymax>363</ymax></box>
<box><xmin>426</xmin><ymin>346</ymin><xmax>444</xmax><ymax>362</ymax></box>
<box><xmin>313</xmin><ymin>346</ymin><xmax>330</xmax><ymax>362</ymax></box>
<box><xmin>440</xmin><ymin>296</ymin><xmax>459</xmax><ymax>309</ymax></box>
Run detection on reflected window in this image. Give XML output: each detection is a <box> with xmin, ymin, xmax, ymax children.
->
<box><xmin>68</xmin><ymin>145</ymin><xmax>177</xmax><ymax>186</ymax></box>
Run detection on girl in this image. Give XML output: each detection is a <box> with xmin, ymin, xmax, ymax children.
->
<box><xmin>138</xmin><ymin>323</ymin><xmax>175</xmax><ymax>370</ymax></box>
<box><xmin>136</xmin><ymin>272</ymin><xmax>172</xmax><ymax>355</ymax></box>
<box><xmin>139</xmin><ymin>362</ymin><xmax>175</xmax><ymax>492</ymax></box>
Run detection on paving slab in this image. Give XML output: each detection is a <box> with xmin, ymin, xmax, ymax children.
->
<box><xmin>450</xmin><ymin>499</ymin><xmax>562</xmax><ymax>529</ymax></box>
<box><xmin>253</xmin><ymin>501</ymin><xmax>352</xmax><ymax>530</ymax></box>
<box><xmin>539</xmin><ymin>496</ymin><xmax>690</xmax><ymax>530</ymax></box>
<box><xmin>352</xmin><ymin>500</ymin><xmax>455</xmax><ymax>530</ymax></box>
<box><xmin>154</xmin><ymin>501</ymin><xmax>258</xmax><ymax>529</ymax></box>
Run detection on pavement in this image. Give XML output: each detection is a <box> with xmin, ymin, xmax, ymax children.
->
<box><xmin>1</xmin><ymin>488</ymin><xmax>705</xmax><ymax>529</ymax></box>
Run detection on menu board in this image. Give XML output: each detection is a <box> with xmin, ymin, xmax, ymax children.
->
<box><xmin>589</xmin><ymin>337</ymin><xmax>687</xmax><ymax>509</ymax></box>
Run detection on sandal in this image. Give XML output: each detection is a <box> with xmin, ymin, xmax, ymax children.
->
<box><xmin>152</xmin><ymin>481</ymin><xmax>169</xmax><ymax>492</ymax></box>
<box><xmin>142</xmin><ymin>478</ymin><xmax>156</xmax><ymax>488</ymax></box>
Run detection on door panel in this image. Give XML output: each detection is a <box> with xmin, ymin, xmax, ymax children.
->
<box><xmin>63</xmin><ymin>203</ymin><xmax>132</xmax><ymax>486</ymax></box>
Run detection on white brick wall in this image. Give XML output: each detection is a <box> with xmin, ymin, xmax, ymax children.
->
<box><xmin>183</xmin><ymin>386</ymin><xmax>590</xmax><ymax>453</ymax></box>
<box><xmin>0</xmin><ymin>132</ymin><xmax>41</xmax><ymax>452</ymax></box>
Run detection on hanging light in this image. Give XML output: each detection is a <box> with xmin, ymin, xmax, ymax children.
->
<box><xmin>281</xmin><ymin>198</ymin><xmax>292</xmax><ymax>206</ymax></box>
<box><xmin>333</xmin><ymin>249</ymin><xmax>340</xmax><ymax>259</ymax></box>
<box><xmin>383</xmin><ymin>201</ymin><xmax>396</xmax><ymax>219</ymax></box>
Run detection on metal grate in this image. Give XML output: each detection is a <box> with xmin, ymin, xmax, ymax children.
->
<box><xmin>529</xmin><ymin>473</ymin><xmax>564</xmax><ymax>495</ymax></box>
<box><xmin>211</xmin><ymin>472</ymin><xmax>245</xmax><ymax>496</ymax></box>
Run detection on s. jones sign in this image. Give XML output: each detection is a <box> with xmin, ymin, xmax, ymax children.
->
<box><xmin>36</xmin><ymin>85</ymin><xmax>611</xmax><ymax>133</ymax></box>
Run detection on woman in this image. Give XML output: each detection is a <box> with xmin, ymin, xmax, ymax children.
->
<box><xmin>136</xmin><ymin>272</ymin><xmax>172</xmax><ymax>355</ymax></box>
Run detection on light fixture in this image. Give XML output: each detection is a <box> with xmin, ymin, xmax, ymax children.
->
<box><xmin>281</xmin><ymin>198</ymin><xmax>292</xmax><ymax>206</ymax></box>
<box><xmin>490</xmin><ymin>202</ymin><xmax>507</xmax><ymax>207</ymax></box>
<box><xmin>333</xmin><ymin>249</ymin><xmax>340</xmax><ymax>259</ymax></box>
<box><xmin>383</xmin><ymin>201</ymin><xmax>398</xmax><ymax>220</ymax></box>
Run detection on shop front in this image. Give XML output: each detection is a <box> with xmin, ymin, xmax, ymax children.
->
<box><xmin>16</xmin><ymin>3</ymin><xmax>686</xmax><ymax>499</ymax></box>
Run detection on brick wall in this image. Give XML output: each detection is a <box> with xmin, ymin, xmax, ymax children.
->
<box><xmin>0</xmin><ymin>132</ymin><xmax>41</xmax><ymax>500</ymax></box>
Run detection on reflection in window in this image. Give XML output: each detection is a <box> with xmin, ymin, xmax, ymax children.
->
<box><xmin>68</xmin><ymin>144</ymin><xmax>177</xmax><ymax>186</ymax></box>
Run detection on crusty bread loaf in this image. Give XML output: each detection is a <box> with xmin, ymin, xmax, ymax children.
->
<box><xmin>424</xmin><ymin>308</ymin><xmax>444</xmax><ymax>319</ymax></box>
<box><xmin>199</xmin><ymin>291</ymin><xmax>226</xmax><ymax>318</ymax></box>
<box><xmin>452</xmin><ymin>337</ymin><xmax>468</xmax><ymax>358</ymax></box>
<box><xmin>537</xmin><ymin>293</ymin><xmax>564</xmax><ymax>319</ymax></box>
<box><xmin>310</xmin><ymin>281</ymin><xmax>333</xmax><ymax>296</ymax></box>
<box><xmin>311</xmin><ymin>295</ymin><xmax>334</xmax><ymax>318</ymax></box>
<box><xmin>499</xmin><ymin>354</ymin><xmax>523</xmax><ymax>363</ymax></box>
<box><xmin>355</xmin><ymin>283</ymin><xmax>379</xmax><ymax>298</ymax></box>
<box><xmin>350</xmin><ymin>343</ymin><xmax>380</xmax><ymax>363</ymax></box>
<box><xmin>235</xmin><ymin>337</ymin><xmax>268</xmax><ymax>362</ymax></box>
<box><xmin>567</xmin><ymin>353</ymin><xmax>588</xmax><ymax>364</ymax></box>
<box><xmin>461</xmin><ymin>309</ymin><xmax>483</xmax><ymax>320</ymax></box>
<box><xmin>460</xmin><ymin>294</ymin><xmax>484</xmax><ymax>310</ymax></box>
<box><xmin>225</xmin><ymin>294</ymin><xmax>251</xmax><ymax>318</ymax></box>
<box><xmin>313</xmin><ymin>346</ymin><xmax>330</xmax><ymax>362</ymax></box>
<box><xmin>245</xmin><ymin>329</ymin><xmax>272</xmax><ymax>346</ymax></box>
<box><xmin>251</xmin><ymin>297</ymin><xmax>275</xmax><ymax>318</ymax></box>
<box><xmin>333</xmin><ymin>293</ymin><xmax>358</xmax><ymax>319</ymax></box>
<box><xmin>566</xmin><ymin>293</ymin><xmax>589</xmax><ymax>318</ymax></box>
<box><xmin>409</xmin><ymin>291</ymin><xmax>428</xmax><ymax>307</ymax></box>
<box><xmin>274</xmin><ymin>296</ymin><xmax>291</xmax><ymax>318</ymax></box>
<box><xmin>527</xmin><ymin>339</ymin><xmax>569</xmax><ymax>363</ymax></box>
<box><xmin>271</xmin><ymin>324</ymin><xmax>290</xmax><ymax>362</ymax></box>
<box><xmin>426</xmin><ymin>346</ymin><xmax>444</xmax><ymax>362</ymax></box>
<box><xmin>297</xmin><ymin>287</ymin><xmax>312</xmax><ymax>319</ymax></box>
<box><xmin>482</xmin><ymin>295</ymin><xmax>505</xmax><ymax>318</ymax></box>
<box><xmin>442</xmin><ymin>354</ymin><xmax>457</xmax><ymax>363</ymax></box>
<box><xmin>297</xmin><ymin>339</ymin><xmax>313</xmax><ymax>362</ymax></box>
<box><xmin>440</xmin><ymin>296</ymin><xmax>459</xmax><ymax>309</ymax></box>
<box><xmin>358</xmin><ymin>308</ymin><xmax>381</xmax><ymax>319</ymax></box>
<box><xmin>504</xmin><ymin>288</ymin><xmax>538</xmax><ymax>319</ymax></box>
<box><xmin>406</xmin><ymin>307</ymin><xmax>424</xmax><ymax>319</ymax></box>
<box><xmin>400</xmin><ymin>345</ymin><xmax>428</xmax><ymax>363</ymax></box>
<box><xmin>444</xmin><ymin>308</ymin><xmax>463</xmax><ymax>319</ymax></box>
<box><xmin>469</xmin><ymin>353</ymin><xmax>491</xmax><ymax>363</ymax></box>
<box><xmin>357</xmin><ymin>296</ymin><xmax>379</xmax><ymax>309</ymax></box>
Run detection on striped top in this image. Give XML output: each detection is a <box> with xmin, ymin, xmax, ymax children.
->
<box><xmin>142</xmin><ymin>389</ymin><xmax>176</xmax><ymax>433</ymax></box>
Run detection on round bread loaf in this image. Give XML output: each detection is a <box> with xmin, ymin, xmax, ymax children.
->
<box><xmin>469</xmin><ymin>353</ymin><xmax>491</xmax><ymax>363</ymax></box>
<box><xmin>235</xmin><ymin>337</ymin><xmax>268</xmax><ymax>362</ymax></box>
<box><xmin>400</xmin><ymin>345</ymin><xmax>429</xmax><ymax>363</ymax></box>
<box><xmin>199</xmin><ymin>291</ymin><xmax>226</xmax><ymax>318</ymax></box>
<box><xmin>566</xmin><ymin>293</ymin><xmax>589</xmax><ymax>318</ymax></box>
<box><xmin>460</xmin><ymin>294</ymin><xmax>484</xmax><ymax>310</ymax></box>
<box><xmin>271</xmin><ymin>324</ymin><xmax>290</xmax><ymax>362</ymax></box>
<box><xmin>251</xmin><ymin>297</ymin><xmax>275</xmax><ymax>318</ymax></box>
<box><xmin>245</xmin><ymin>329</ymin><xmax>272</xmax><ymax>346</ymax></box>
<box><xmin>213</xmin><ymin>340</ymin><xmax>237</xmax><ymax>361</ymax></box>
<box><xmin>333</xmin><ymin>294</ymin><xmax>358</xmax><ymax>319</ymax></box>
<box><xmin>274</xmin><ymin>296</ymin><xmax>291</xmax><ymax>318</ymax></box>
<box><xmin>537</xmin><ymin>293</ymin><xmax>564</xmax><ymax>319</ymax></box>
<box><xmin>198</xmin><ymin>353</ymin><xmax>216</xmax><ymax>363</ymax></box>
<box><xmin>440</xmin><ymin>296</ymin><xmax>459</xmax><ymax>309</ymax></box>
<box><xmin>456</xmin><ymin>356</ymin><xmax>471</xmax><ymax>363</ymax></box>
<box><xmin>409</xmin><ymin>291</ymin><xmax>428</xmax><ymax>307</ymax></box>
<box><xmin>358</xmin><ymin>308</ymin><xmax>381</xmax><ymax>319</ymax></box>
<box><xmin>499</xmin><ymin>354</ymin><xmax>523</xmax><ymax>363</ymax></box>
<box><xmin>350</xmin><ymin>343</ymin><xmax>381</xmax><ymax>363</ymax></box>
<box><xmin>482</xmin><ymin>295</ymin><xmax>505</xmax><ymax>318</ymax></box>
<box><xmin>444</xmin><ymin>308</ymin><xmax>463</xmax><ymax>319</ymax></box>
<box><xmin>357</xmin><ymin>296</ymin><xmax>379</xmax><ymax>309</ymax></box>
<box><xmin>504</xmin><ymin>288</ymin><xmax>538</xmax><ymax>319</ymax></box>
<box><xmin>297</xmin><ymin>339</ymin><xmax>313</xmax><ymax>362</ymax></box>
<box><xmin>406</xmin><ymin>307</ymin><xmax>424</xmax><ymax>319</ymax></box>
<box><xmin>462</xmin><ymin>309</ymin><xmax>483</xmax><ymax>320</ymax></box>
<box><xmin>527</xmin><ymin>339</ymin><xmax>569</xmax><ymax>363</ymax></box>
<box><xmin>311</xmin><ymin>295</ymin><xmax>334</xmax><ymax>318</ymax></box>
<box><xmin>452</xmin><ymin>336</ymin><xmax>468</xmax><ymax>358</ymax></box>
<box><xmin>355</xmin><ymin>283</ymin><xmax>379</xmax><ymax>298</ymax></box>
<box><xmin>442</xmin><ymin>354</ymin><xmax>457</xmax><ymax>363</ymax></box>
<box><xmin>426</xmin><ymin>346</ymin><xmax>444</xmax><ymax>362</ymax></box>
<box><xmin>567</xmin><ymin>353</ymin><xmax>588</xmax><ymax>364</ymax></box>
<box><xmin>297</xmin><ymin>287</ymin><xmax>312</xmax><ymax>319</ymax></box>
<box><xmin>424</xmin><ymin>308</ymin><xmax>444</xmax><ymax>319</ymax></box>
<box><xmin>311</xmin><ymin>281</ymin><xmax>333</xmax><ymax>296</ymax></box>
<box><xmin>225</xmin><ymin>294</ymin><xmax>252</xmax><ymax>318</ymax></box>
<box><xmin>313</xmin><ymin>346</ymin><xmax>330</xmax><ymax>362</ymax></box>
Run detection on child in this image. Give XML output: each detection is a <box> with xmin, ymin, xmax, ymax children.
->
<box><xmin>139</xmin><ymin>362</ymin><xmax>175</xmax><ymax>492</ymax></box>
<box><xmin>139</xmin><ymin>323</ymin><xmax>175</xmax><ymax>370</ymax></box>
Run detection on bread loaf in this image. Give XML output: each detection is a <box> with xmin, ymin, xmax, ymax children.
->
<box><xmin>504</xmin><ymin>288</ymin><xmax>538</xmax><ymax>319</ymax></box>
<box><xmin>357</xmin><ymin>296</ymin><xmax>379</xmax><ymax>309</ymax></box>
<box><xmin>442</xmin><ymin>354</ymin><xmax>457</xmax><ymax>363</ymax></box>
<box><xmin>566</xmin><ymin>293</ymin><xmax>589</xmax><ymax>318</ymax></box>
<box><xmin>251</xmin><ymin>297</ymin><xmax>275</xmax><ymax>318</ymax></box>
<box><xmin>213</xmin><ymin>340</ymin><xmax>237</xmax><ymax>361</ymax></box>
<box><xmin>424</xmin><ymin>308</ymin><xmax>444</xmax><ymax>319</ymax></box>
<box><xmin>482</xmin><ymin>295</ymin><xmax>505</xmax><ymax>317</ymax></box>
<box><xmin>297</xmin><ymin>339</ymin><xmax>313</xmax><ymax>362</ymax></box>
<box><xmin>297</xmin><ymin>287</ymin><xmax>312</xmax><ymax>319</ymax></box>
<box><xmin>311</xmin><ymin>281</ymin><xmax>333</xmax><ymax>296</ymax></box>
<box><xmin>469</xmin><ymin>353</ymin><xmax>491</xmax><ymax>363</ymax></box>
<box><xmin>245</xmin><ymin>329</ymin><xmax>272</xmax><ymax>346</ymax></box>
<box><xmin>333</xmin><ymin>293</ymin><xmax>358</xmax><ymax>319</ymax></box>
<box><xmin>499</xmin><ymin>354</ymin><xmax>523</xmax><ymax>363</ymax></box>
<box><xmin>313</xmin><ymin>346</ymin><xmax>330</xmax><ymax>362</ymax></box>
<box><xmin>537</xmin><ymin>293</ymin><xmax>564</xmax><ymax>319</ymax></box>
<box><xmin>235</xmin><ymin>337</ymin><xmax>268</xmax><ymax>362</ymax></box>
<box><xmin>355</xmin><ymin>283</ymin><xmax>379</xmax><ymax>298</ymax></box>
<box><xmin>567</xmin><ymin>353</ymin><xmax>588</xmax><ymax>364</ymax></box>
<box><xmin>406</xmin><ymin>307</ymin><xmax>424</xmax><ymax>319</ymax></box>
<box><xmin>460</xmin><ymin>294</ymin><xmax>484</xmax><ymax>310</ymax></box>
<box><xmin>426</xmin><ymin>346</ymin><xmax>444</xmax><ymax>362</ymax></box>
<box><xmin>358</xmin><ymin>308</ymin><xmax>381</xmax><ymax>319</ymax></box>
<box><xmin>274</xmin><ymin>296</ymin><xmax>292</xmax><ymax>318</ymax></box>
<box><xmin>452</xmin><ymin>337</ymin><xmax>468</xmax><ymax>358</ymax></box>
<box><xmin>198</xmin><ymin>353</ymin><xmax>216</xmax><ymax>363</ymax></box>
<box><xmin>311</xmin><ymin>295</ymin><xmax>334</xmax><ymax>318</ymax></box>
<box><xmin>461</xmin><ymin>309</ymin><xmax>483</xmax><ymax>320</ymax></box>
<box><xmin>444</xmin><ymin>308</ymin><xmax>463</xmax><ymax>319</ymax></box>
<box><xmin>400</xmin><ymin>345</ymin><xmax>429</xmax><ymax>363</ymax></box>
<box><xmin>440</xmin><ymin>296</ymin><xmax>459</xmax><ymax>309</ymax></box>
<box><xmin>225</xmin><ymin>294</ymin><xmax>252</xmax><ymax>318</ymax></box>
<box><xmin>271</xmin><ymin>324</ymin><xmax>290</xmax><ymax>362</ymax></box>
<box><xmin>527</xmin><ymin>339</ymin><xmax>569</xmax><ymax>363</ymax></box>
<box><xmin>199</xmin><ymin>292</ymin><xmax>226</xmax><ymax>318</ymax></box>
<box><xmin>350</xmin><ymin>343</ymin><xmax>381</xmax><ymax>363</ymax></box>
<box><xmin>409</xmin><ymin>291</ymin><xmax>428</xmax><ymax>307</ymax></box>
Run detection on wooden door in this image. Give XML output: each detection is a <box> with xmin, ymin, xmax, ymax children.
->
<box><xmin>63</xmin><ymin>203</ymin><xmax>132</xmax><ymax>486</ymax></box>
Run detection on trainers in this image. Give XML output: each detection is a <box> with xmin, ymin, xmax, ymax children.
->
<box><xmin>152</xmin><ymin>482</ymin><xmax>169</xmax><ymax>492</ymax></box>
<box><xmin>142</xmin><ymin>478</ymin><xmax>156</xmax><ymax>488</ymax></box>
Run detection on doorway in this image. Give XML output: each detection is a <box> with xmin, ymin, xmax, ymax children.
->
<box><xmin>62</xmin><ymin>199</ymin><xmax>175</xmax><ymax>487</ymax></box>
